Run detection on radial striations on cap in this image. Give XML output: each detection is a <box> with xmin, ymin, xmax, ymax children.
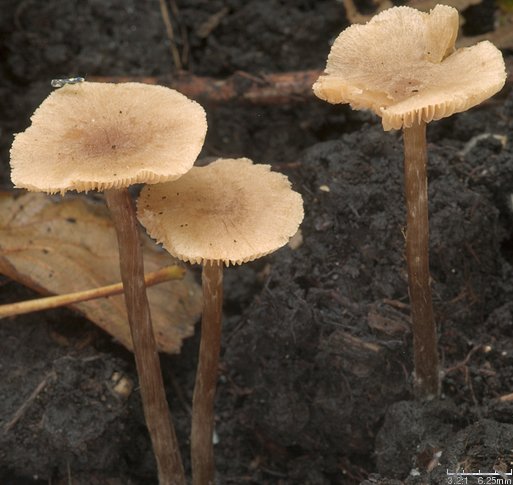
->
<box><xmin>137</xmin><ymin>158</ymin><xmax>304</xmax><ymax>266</ymax></box>
<box><xmin>10</xmin><ymin>82</ymin><xmax>207</xmax><ymax>193</ymax></box>
<box><xmin>313</xmin><ymin>5</ymin><xmax>506</xmax><ymax>130</ymax></box>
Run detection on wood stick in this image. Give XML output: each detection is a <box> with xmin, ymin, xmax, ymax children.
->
<box><xmin>89</xmin><ymin>61</ymin><xmax>512</xmax><ymax>105</ymax></box>
<box><xmin>0</xmin><ymin>266</ymin><xmax>184</xmax><ymax>319</ymax></box>
<box><xmin>90</xmin><ymin>70</ymin><xmax>321</xmax><ymax>104</ymax></box>
<box><xmin>4</xmin><ymin>371</ymin><xmax>56</xmax><ymax>432</ymax></box>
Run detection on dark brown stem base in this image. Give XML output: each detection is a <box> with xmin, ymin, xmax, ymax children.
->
<box><xmin>402</xmin><ymin>122</ymin><xmax>440</xmax><ymax>399</ymax></box>
<box><xmin>105</xmin><ymin>188</ymin><xmax>186</xmax><ymax>485</ymax></box>
<box><xmin>191</xmin><ymin>261</ymin><xmax>224</xmax><ymax>485</ymax></box>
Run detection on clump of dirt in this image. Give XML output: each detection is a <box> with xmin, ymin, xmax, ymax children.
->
<box><xmin>179</xmin><ymin>0</ymin><xmax>345</xmax><ymax>76</ymax></box>
<box><xmin>375</xmin><ymin>409</ymin><xmax>513</xmax><ymax>484</ymax></box>
<box><xmin>374</xmin><ymin>399</ymin><xmax>461</xmax><ymax>478</ymax></box>
<box><xmin>0</xmin><ymin>310</ymin><xmax>147</xmax><ymax>483</ymax></box>
<box><xmin>217</xmin><ymin>104</ymin><xmax>513</xmax><ymax>480</ymax></box>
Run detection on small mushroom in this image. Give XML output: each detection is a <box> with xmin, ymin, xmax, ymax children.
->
<box><xmin>137</xmin><ymin>157</ymin><xmax>304</xmax><ymax>485</ymax></box>
<box><xmin>313</xmin><ymin>5</ymin><xmax>506</xmax><ymax>398</ymax></box>
<box><xmin>10</xmin><ymin>81</ymin><xmax>207</xmax><ymax>484</ymax></box>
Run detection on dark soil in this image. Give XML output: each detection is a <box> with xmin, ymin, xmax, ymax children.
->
<box><xmin>1</xmin><ymin>1</ymin><xmax>513</xmax><ymax>484</ymax></box>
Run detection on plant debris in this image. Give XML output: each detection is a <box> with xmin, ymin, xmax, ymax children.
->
<box><xmin>0</xmin><ymin>192</ymin><xmax>202</xmax><ymax>353</ymax></box>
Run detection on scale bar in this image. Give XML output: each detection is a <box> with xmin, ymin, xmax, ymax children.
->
<box><xmin>447</xmin><ymin>470</ymin><xmax>513</xmax><ymax>477</ymax></box>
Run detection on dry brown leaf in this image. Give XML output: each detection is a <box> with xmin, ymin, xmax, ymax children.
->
<box><xmin>0</xmin><ymin>191</ymin><xmax>202</xmax><ymax>354</ymax></box>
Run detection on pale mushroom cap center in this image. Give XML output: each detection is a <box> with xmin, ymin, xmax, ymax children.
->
<box><xmin>190</xmin><ymin>185</ymin><xmax>248</xmax><ymax>220</ymax></box>
<box><xmin>63</xmin><ymin>115</ymin><xmax>154</xmax><ymax>160</ymax></box>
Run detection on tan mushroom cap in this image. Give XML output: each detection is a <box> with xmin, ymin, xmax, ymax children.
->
<box><xmin>10</xmin><ymin>82</ymin><xmax>207</xmax><ymax>193</ymax></box>
<box><xmin>137</xmin><ymin>158</ymin><xmax>304</xmax><ymax>266</ymax></box>
<box><xmin>313</xmin><ymin>5</ymin><xmax>506</xmax><ymax>131</ymax></box>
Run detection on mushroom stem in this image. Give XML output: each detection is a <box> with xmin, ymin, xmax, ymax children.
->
<box><xmin>191</xmin><ymin>260</ymin><xmax>224</xmax><ymax>485</ymax></box>
<box><xmin>402</xmin><ymin>121</ymin><xmax>440</xmax><ymax>399</ymax></box>
<box><xmin>104</xmin><ymin>188</ymin><xmax>186</xmax><ymax>485</ymax></box>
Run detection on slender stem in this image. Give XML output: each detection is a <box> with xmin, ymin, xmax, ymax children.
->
<box><xmin>0</xmin><ymin>266</ymin><xmax>184</xmax><ymax>319</ymax></box>
<box><xmin>191</xmin><ymin>260</ymin><xmax>224</xmax><ymax>485</ymax></box>
<box><xmin>402</xmin><ymin>121</ymin><xmax>440</xmax><ymax>399</ymax></box>
<box><xmin>104</xmin><ymin>188</ymin><xmax>186</xmax><ymax>485</ymax></box>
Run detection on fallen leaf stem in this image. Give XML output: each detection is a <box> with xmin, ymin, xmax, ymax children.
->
<box><xmin>105</xmin><ymin>188</ymin><xmax>186</xmax><ymax>485</ymax></box>
<box><xmin>0</xmin><ymin>266</ymin><xmax>184</xmax><ymax>319</ymax></box>
<box><xmin>403</xmin><ymin>121</ymin><xmax>440</xmax><ymax>399</ymax></box>
<box><xmin>191</xmin><ymin>260</ymin><xmax>224</xmax><ymax>485</ymax></box>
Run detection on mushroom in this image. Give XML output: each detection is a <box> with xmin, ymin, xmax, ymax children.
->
<box><xmin>137</xmin><ymin>157</ymin><xmax>304</xmax><ymax>485</ymax></box>
<box><xmin>10</xmin><ymin>81</ymin><xmax>207</xmax><ymax>484</ymax></box>
<box><xmin>313</xmin><ymin>5</ymin><xmax>506</xmax><ymax>398</ymax></box>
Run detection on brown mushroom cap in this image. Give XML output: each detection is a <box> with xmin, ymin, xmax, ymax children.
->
<box><xmin>10</xmin><ymin>82</ymin><xmax>207</xmax><ymax>193</ymax></box>
<box><xmin>137</xmin><ymin>158</ymin><xmax>304</xmax><ymax>266</ymax></box>
<box><xmin>313</xmin><ymin>5</ymin><xmax>506</xmax><ymax>131</ymax></box>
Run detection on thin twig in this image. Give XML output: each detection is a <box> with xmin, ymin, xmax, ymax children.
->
<box><xmin>90</xmin><ymin>62</ymin><xmax>513</xmax><ymax>104</ymax></box>
<box><xmin>382</xmin><ymin>298</ymin><xmax>409</xmax><ymax>310</ymax></box>
<box><xmin>169</xmin><ymin>0</ymin><xmax>189</xmax><ymax>68</ymax></box>
<box><xmin>4</xmin><ymin>371</ymin><xmax>56</xmax><ymax>432</ymax></box>
<box><xmin>90</xmin><ymin>70</ymin><xmax>323</xmax><ymax>104</ymax></box>
<box><xmin>14</xmin><ymin>0</ymin><xmax>33</xmax><ymax>31</ymax></box>
<box><xmin>0</xmin><ymin>266</ymin><xmax>184</xmax><ymax>319</ymax></box>
<box><xmin>159</xmin><ymin>0</ymin><xmax>182</xmax><ymax>70</ymax></box>
<box><xmin>498</xmin><ymin>392</ymin><xmax>513</xmax><ymax>402</ymax></box>
<box><xmin>444</xmin><ymin>345</ymin><xmax>483</xmax><ymax>374</ymax></box>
